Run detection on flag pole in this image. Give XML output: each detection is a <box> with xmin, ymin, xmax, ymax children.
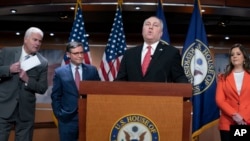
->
<box><xmin>75</xmin><ymin>0</ymin><xmax>81</xmax><ymax>17</ymax></box>
<box><xmin>118</xmin><ymin>0</ymin><xmax>123</xmax><ymax>7</ymax></box>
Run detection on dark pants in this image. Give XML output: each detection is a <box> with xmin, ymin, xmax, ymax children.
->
<box><xmin>220</xmin><ymin>130</ymin><xmax>230</xmax><ymax>141</ymax></box>
<box><xmin>58</xmin><ymin>114</ymin><xmax>78</xmax><ymax>141</ymax></box>
<box><xmin>0</xmin><ymin>105</ymin><xmax>34</xmax><ymax>141</ymax></box>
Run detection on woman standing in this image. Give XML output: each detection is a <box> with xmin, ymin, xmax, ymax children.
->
<box><xmin>216</xmin><ymin>43</ymin><xmax>250</xmax><ymax>141</ymax></box>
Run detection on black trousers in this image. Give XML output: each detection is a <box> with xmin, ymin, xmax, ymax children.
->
<box><xmin>220</xmin><ymin>130</ymin><xmax>230</xmax><ymax>141</ymax></box>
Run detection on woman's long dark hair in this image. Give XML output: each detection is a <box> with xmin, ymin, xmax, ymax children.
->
<box><xmin>223</xmin><ymin>43</ymin><xmax>250</xmax><ymax>79</ymax></box>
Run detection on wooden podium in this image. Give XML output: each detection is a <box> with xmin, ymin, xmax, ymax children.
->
<box><xmin>78</xmin><ymin>81</ymin><xmax>192</xmax><ymax>141</ymax></box>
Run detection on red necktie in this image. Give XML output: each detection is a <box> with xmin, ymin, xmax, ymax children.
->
<box><xmin>75</xmin><ymin>66</ymin><xmax>80</xmax><ymax>90</ymax></box>
<box><xmin>142</xmin><ymin>46</ymin><xmax>152</xmax><ymax>76</ymax></box>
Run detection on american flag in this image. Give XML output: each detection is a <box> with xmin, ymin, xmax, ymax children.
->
<box><xmin>98</xmin><ymin>5</ymin><xmax>127</xmax><ymax>81</ymax></box>
<box><xmin>62</xmin><ymin>0</ymin><xmax>91</xmax><ymax>65</ymax></box>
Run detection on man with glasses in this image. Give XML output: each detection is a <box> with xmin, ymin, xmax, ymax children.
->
<box><xmin>51</xmin><ymin>41</ymin><xmax>100</xmax><ymax>141</ymax></box>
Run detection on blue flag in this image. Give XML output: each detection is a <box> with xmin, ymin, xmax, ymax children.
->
<box><xmin>63</xmin><ymin>0</ymin><xmax>92</xmax><ymax>65</ymax></box>
<box><xmin>181</xmin><ymin>0</ymin><xmax>220</xmax><ymax>140</ymax></box>
<box><xmin>156</xmin><ymin>0</ymin><xmax>170</xmax><ymax>45</ymax></box>
<box><xmin>99</xmin><ymin>5</ymin><xmax>127</xmax><ymax>81</ymax></box>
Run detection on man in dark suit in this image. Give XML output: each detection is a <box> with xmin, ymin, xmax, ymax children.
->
<box><xmin>116</xmin><ymin>16</ymin><xmax>188</xmax><ymax>83</ymax></box>
<box><xmin>0</xmin><ymin>27</ymin><xmax>48</xmax><ymax>141</ymax></box>
<box><xmin>51</xmin><ymin>41</ymin><xmax>100</xmax><ymax>141</ymax></box>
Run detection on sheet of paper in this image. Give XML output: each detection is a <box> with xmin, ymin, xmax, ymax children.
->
<box><xmin>21</xmin><ymin>55</ymin><xmax>41</xmax><ymax>71</ymax></box>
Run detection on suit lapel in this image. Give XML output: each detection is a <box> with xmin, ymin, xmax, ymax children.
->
<box><xmin>145</xmin><ymin>42</ymin><xmax>165</xmax><ymax>76</ymax></box>
<box><xmin>240</xmin><ymin>71</ymin><xmax>250</xmax><ymax>96</ymax></box>
<box><xmin>135</xmin><ymin>46</ymin><xmax>144</xmax><ymax>76</ymax></box>
<box><xmin>81</xmin><ymin>63</ymin><xmax>87</xmax><ymax>80</ymax></box>
<box><xmin>227</xmin><ymin>73</ymin><xmax>237</xmax><ymax>95</ymax></box>
<box><xmin>14</xmin><ymin>47</ymin><xmax>22</xmax><ymax>62</ymax></box>
<box><xmin>68</xmin><ymin>64</ymin><xmax>77</xmax><ymax>87</ymax></box>
<box><xmin>150</xmin><ymin>42</ymin><xmax>165</xmax><ymax>63</ymax></box>
<box><xmin>67</xmin><ymin>64</ymin><xmax>80</xmax><ymax>95</ymax></box>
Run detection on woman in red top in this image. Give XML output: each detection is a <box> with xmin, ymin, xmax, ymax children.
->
<box><xmin>216</xmin><ymin>43</ymin><xmax>250</xmax><ymax>141</ymax></box>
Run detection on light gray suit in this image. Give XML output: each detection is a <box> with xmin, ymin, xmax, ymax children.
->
<box><xmin>0</xmin><ymin>46</ymin><xmax>48</xmax><ymax>141</ymax></box>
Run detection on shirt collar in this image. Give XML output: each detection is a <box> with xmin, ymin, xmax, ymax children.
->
<box><xmin>70</xmin><ymin>63</ymin><xmax>82</xmax><ymax>70</ymax></box>
<box><xmin>21</xmin><ymin>46</ymin><xmax>29</xmax><ymax>56</ymax></box>
<box><xmin>143</xmin><ymin>41</ymin><xmax>159</xmax><ymax>51</ymax></box>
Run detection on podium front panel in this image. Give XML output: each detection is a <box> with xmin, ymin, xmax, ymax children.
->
<box><xmin>85</xmin><ymin>94</ymin><xmax>183</xmax><ymax>141</ymax></box>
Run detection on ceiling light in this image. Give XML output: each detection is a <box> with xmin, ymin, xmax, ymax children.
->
<box><xmin>225</xmin><ymin>36</ymin><xmax>230</xmax><ymax>40</ymax></box>
<box><xmin>10</xmin><ymin>9</ymin><xmax>17</xmax><ymax>14</ymax></box>
<box><xmin>15</xmin><ymin>32</ymin><xmax>20</xmax><ymax>35</ymax></box>
<box><xmin>70</xmin><ymin>7</ymin><xmax>75</xmax><ymax>10</ymax></box>
<box><xmin>134</xmin><ymin>6</ymin><xmax>141</xmax><ymax>10</ymax></box>
<box><xmin>50</xmin><ymin>33</ymin><xmax>54</xmax><ymax>36</ymax></box>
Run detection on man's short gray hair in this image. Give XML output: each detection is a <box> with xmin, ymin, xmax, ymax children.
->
<box><xmin>24</xmin><ymin>27</ymin><xmax>44</xmax><ymax>38</ymax></box>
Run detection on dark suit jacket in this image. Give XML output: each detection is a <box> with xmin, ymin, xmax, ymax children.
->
<box><xmin>51</xmin><ymin>63</ymin><xmax>100</xmax><ymax>122</ymax></box>
<box><xmin>0</xmin><ymin>47</ymin><xmax>48</xmax><ymax>121</ymax></box>
<box><xmin>115</xmin><ymin>41</ymin><xmax>188</xmax><ymax>83</ymax></box>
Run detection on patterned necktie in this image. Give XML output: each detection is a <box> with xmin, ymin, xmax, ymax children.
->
<box><xmin>75</xmin><ymin>66</ymin><xmax>80</xmax><ymax>90</ymax></box>
<box><xmin>141</xmin><ymin>46</ymin><xmax>152</xmax><ymax>76</ymax></box>
<box><xmin>24</xmin><ymin>55</ymin><xmax>30</xmax><ymax>61</ymax></box>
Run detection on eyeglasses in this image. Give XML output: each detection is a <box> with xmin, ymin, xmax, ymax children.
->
<box><xmin>70</xmin><ymin>51</ymin><xmax>84</xmax><ymax>55</ymax></box>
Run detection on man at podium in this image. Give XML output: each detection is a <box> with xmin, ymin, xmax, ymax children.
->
<box><xmin>115</xmin><ymin>16</ymin><xmax>188</xmax><ymax>83</ymax></box>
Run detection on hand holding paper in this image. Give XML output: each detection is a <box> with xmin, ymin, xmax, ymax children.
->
<box><xmin>21</xmin><ymin>55</ymin><xmax>41</xmax><ymax>71</ymax></box>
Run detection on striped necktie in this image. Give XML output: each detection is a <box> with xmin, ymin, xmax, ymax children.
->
<box><xmin>24</xmin><ymin>55</ymin><xmax>30</xmax><ymax>61</ymax></box>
